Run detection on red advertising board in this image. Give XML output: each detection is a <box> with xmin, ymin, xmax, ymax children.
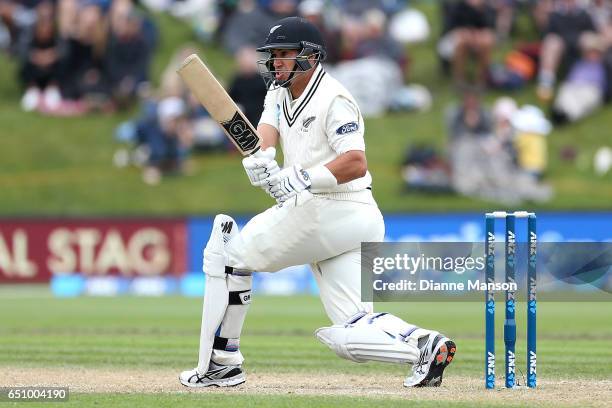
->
<box><xmin>0</xmin><ymin>219</ymin><xmax>187</xmax><ymax>283</ymax></box>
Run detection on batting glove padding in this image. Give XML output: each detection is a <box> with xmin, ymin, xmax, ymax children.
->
<box><xmin>306</xmin><ymin>164</ymin><xmax>338</xmax><ymax>191</ymax></box>
<box><xmin>242</xmin><ymin>147</ymin><xmax>280</xmax><ymax>187</ymax></box>
<box><xmin>266</xmin><ymin>164</ymin><xmax>312</xmax><ymax>203</ymax></box>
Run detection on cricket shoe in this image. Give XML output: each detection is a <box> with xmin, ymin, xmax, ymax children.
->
<box><xmin>179</xmin><ymin>361</ymin><xmax>246</xmax><ymax>387</ymax></box>
<box><xmin>403</xmin><ymin>333</ymin><xmax>456</xmax><ymax>387</ymax></box>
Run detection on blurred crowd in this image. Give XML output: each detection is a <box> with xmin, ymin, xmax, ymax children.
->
<box><xmin>403</xmin><ymin>0</ymin><xmax>612</xmax><ymax>204</ymax></box>
<box><xmin>1</xmin><ymin>0</ymin><xmax>157</xmax><ymax>114</ymax></box>
<box><xmin>438</xmin><ymin>0</ymin><xmax>612</xmax><ymax>120</ymax></box>
<box><xmin>2</xmin><ymin>0</ymin><xmax>610</xmax><ymax>200</ymax></box>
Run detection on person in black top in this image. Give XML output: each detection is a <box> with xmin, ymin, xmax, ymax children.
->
<box><xmin>447</xmin><ymin>0</ymin><xmax>496</xmax><ymax>85</ymax></box>
<box><xmin>228</xmin><ymin>47</ymin><xmax>268</xmax><ymax>128</ymax></box>
<box><xmin>105</xmin><ymin>4</ymin><xmax>153</xmax><ymax>107</ymax></box>
<box><xmin>18</xmin><ymin>1</ymin><xmax>64</xmax><ymax>111</ymax></box>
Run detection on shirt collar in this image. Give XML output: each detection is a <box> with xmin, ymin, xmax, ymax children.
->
<box><xmin>289</xmin><ymin>63</ymin><xmax>324</xmax><ymax>103</ymax></box>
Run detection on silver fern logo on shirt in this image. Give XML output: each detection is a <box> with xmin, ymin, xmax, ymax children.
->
<box><xmin>300</xmin><ymin>116</ymin><xmax>316</xmax><ymax>132</ymax></box>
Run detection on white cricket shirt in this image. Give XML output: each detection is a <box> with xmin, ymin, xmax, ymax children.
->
<box><xmin>258</xmin><ymin>64</ymin><xmax>372</xmax><ymax>193</ymax></box>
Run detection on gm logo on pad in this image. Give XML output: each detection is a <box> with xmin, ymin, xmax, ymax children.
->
<box><xmin>336</xmin><ymin>122</ymin><xmax>359</xmax><ymax>135</ymax></box>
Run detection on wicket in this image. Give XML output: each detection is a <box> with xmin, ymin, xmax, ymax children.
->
<box><xmin>485</xmin><ymin>211</ymin><xmax>537</xmax><ymax>389</ymax></box>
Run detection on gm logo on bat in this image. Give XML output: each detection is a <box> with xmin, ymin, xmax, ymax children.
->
<box><xmin>222</xmin><ymin>112</ymin><xmax>259</xmax><ymax>151</ymax></box>
<box><xmin>336</xmin><ymin>122</ymin><xmax>359</xmax><ymax>135</ymax></box>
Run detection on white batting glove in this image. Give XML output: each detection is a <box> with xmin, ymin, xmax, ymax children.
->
<box><xmin>242</xmin><ymin>147</ymin><xmax>280</xmax><ymax>187</ymax></box>
<box><xmin>266</xmin><ymin>165</ymin><xmax>312</xmax><ymax>204</ymax></box>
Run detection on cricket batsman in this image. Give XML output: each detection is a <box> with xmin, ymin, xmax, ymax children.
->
<box><xmin>179</xmin><ymin>16</ymin><xmax>456</xmax><ymax>388</ymax></box>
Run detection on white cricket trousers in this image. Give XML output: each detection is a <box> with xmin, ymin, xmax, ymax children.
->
<box><xmin>225</xmin><ymin>189</ymin><xmax>385</xmax><ymax>324</ymax></box>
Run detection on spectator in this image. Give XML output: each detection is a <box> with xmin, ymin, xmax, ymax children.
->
<box><xmin>447</xmin><ymin>92</ymin><xmax>552</xmax><ymax>204</ymax></box>
<box><xmin>228</xmin><ymin>47</ymin><xmax>267</xmax><ymax>127</ymax></box>
<box><xmin>113</xmin><ymin>45</ymin><xmax>227</xmax><ymax>177</ymax></box>
<box><xmin>511</xmin><ymin>105</ymin><xmax>552</xmax><ymax>179</ymax></box>
<box><xmin>401</xmin><ymin>144</ymin><xmax>452</xmax><ymax>193</ymax></box>
<box><xmin>446</xmin><ymin>86</ymin><xmax>492</xmax><ymax>140</ymax></box>
<box><xmin>586</xmin><ymin>0</ymin><xmax>612</xmax><ymax>40</ymax></box>
<box><xmin>491</xmin><ymin>96</ymin><xmax>518</xmax><ymax>158</ymax></box>
<box><xmin>493</xmin><ymin>0</ymin><xmax>517</xmax><ymax>41</ymax></box>
<box><xmin>337</xmin><ymin>14</ymin><xmax>363</xmax><ymax>61</ymax></box>
<box><xmin>105</xmin><ymin>0</ymin><xmax>155</xmax><ymax>107</ymax></box>
<box><xmin>58</xmin><ymin>2</ymin><xmax>109</xmax><ymax>106</ymax></box>
<box><xmin>354</xmin><ymin>8</ymin><xmax>407</xmax><ymax>70</ymax></box>
<box><xmin>57</xmin><ymin>0</ymin><xmax>78</xmax><ymax>38</ymax></box>
<box><xmin>329</xmin><ymin>56</ymin><xmax>404</xmax><ymax>117</ymax></box>
<box><xmin>216</xmin><ymin>0</ymin><xmax>240</xmax><ymax>42</ymax></box>
<box><xmin>552</xmin><ymin>32</ymin><xmax>608</xmax><ymax>123</ymax></box>
<box><xmin>442</xmin><ymin>0</ymin><xmax>496</xmax><ymax>86</ymax></box>
<box><xmin>536</xmin><ymin>0</ymin><xmax>596</xmax><ymax>101</ymax></box>
<box><xmin>142</xmin><ymin>96</ymin><xmax>193</xmax><ymax>184</ymax></box>
<box><xmin>221</xmin><ymin>0</ymin><xmax>294</xmax><ymax>54</ymax></box>
<box><xmin>221</xmin><ymin>0</ymin><xmax>272</xmax><ymax>53</ymax></box>
<box><xmin>298</xmin><ymin>0</ymin><xmax>341</xmax><ymax>63</ymax></box>
<box><xmin>18</xmin><ymin>1</ymin><xmax>63</xmax><ymax>111</ymax></box>
<box><xmin>0</xmin><ymin>0</ymin><xmax>39</xmax><ymax>53</ymax></box>
<box><xmin>118</xmin><ymin>96</ymin><xmax>193</xmax><ymax>185</ymax></box>
<box><xmin>585</xmin><ymin>0</ymin><xmax>612</xmax><ymax>99</ymax></box>
<box><xmin>263</xmin><ymin>0</ymin><xmax>297</xmax><ymax>18</ymax></box>
<box><xmin>531</xmin><ymin>0</ymin><xmax>555</xmax><ymax>34</ymax></box>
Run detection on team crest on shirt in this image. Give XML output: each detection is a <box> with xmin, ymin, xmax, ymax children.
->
<box><xmin>336</xmin><ymin>122</ymin><xmax>359</xmax><ymax>135</ymax></box>
<box><xmin>300</xmin><ymin>116</ymin><xmax>316</xmax><ymax>133</ymax></box>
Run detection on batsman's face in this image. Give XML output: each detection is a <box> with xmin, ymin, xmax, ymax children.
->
<box><xmin>270</xmin><ymin>49</ymin><xmax>299</xmax><ymax>82</ymax></box>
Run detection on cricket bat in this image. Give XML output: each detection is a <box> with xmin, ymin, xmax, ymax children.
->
<box><xmin>177</xmin><ymin>54</ymin><xmax>261</xmax><ymax>156</ymax></box>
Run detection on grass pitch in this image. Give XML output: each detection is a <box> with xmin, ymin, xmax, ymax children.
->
<box><xmin>1</xmin><ymin>290</ymin><xmax>610</xmax><ymax>407</ymax></box>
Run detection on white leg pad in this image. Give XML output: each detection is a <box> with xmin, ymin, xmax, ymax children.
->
<box><xmin>197</xmin><ymin>214</ymin><xmax>244</xmax><ymax>373</ymax></box>
<box><xmin>197</xmin><ymin>275</ymin><xmax>228</xmax><ymax>373</ymax></box>
<box><xmin>315</xmin><ymin>313</ymin><xmax>420</xmax><ymax>364</ymax></box>
<box><xmin>203</xmin><ymin>214</ymin><xmax>233</xmax><ymax>278</ymax></box>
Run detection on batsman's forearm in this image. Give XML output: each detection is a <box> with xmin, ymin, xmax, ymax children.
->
<box><xmin>324</xmin><ymin>150</ymin><xmax>367</xmax><ymax>184</ymax></box>
<box><xmin>257</xmin><ymin>124</ymin><xmax>280</xmax><ymax>149</ymax></box>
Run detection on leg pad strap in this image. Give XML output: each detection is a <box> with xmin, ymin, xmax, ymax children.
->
<box><xmin>228</xmin><ymin>290</ymin><xmax>251</xmax><ymax>305</ymax></box>
<box><xmin>213</xmin><ymin>336</ymin><xmax>240</xmax><ymax>352</ymax></box>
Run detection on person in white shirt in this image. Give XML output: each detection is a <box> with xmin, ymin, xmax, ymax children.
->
<box><xmin>179</xmin><ymin>16</ymin><xmax>455</xmax><ymax>389</ymax></box>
